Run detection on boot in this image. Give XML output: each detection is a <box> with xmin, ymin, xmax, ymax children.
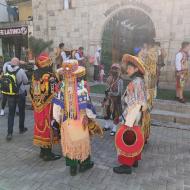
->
<box><xmin>79</xmin><ymin>161</ymin><xmax>94</xmax><ymax>173</ymax></box>
<box><xmin>39</xmin><ymin>148</ymin><xmax>45</xmax><ymax>159</ymax></box>
<box><xmin>70</xmin><ymin>166</ymin><xmax>77</xmax><ymax>176</ymax></box>
<box><xmin>133</xmin><ymin>161</ymin><xmax>138</xmax><ymax>168</ymax></box>
<box><xmin>113</xmin><ymin>165</ymin><xmax>132</xmax><ymax>174</ymax></box>
<box><xmin>43</xmin><ymin>148</ymin><xmax>61</xmax><ymax>161</ymax></box>
<box><xmin>79</xmin><ymin>157</ymin><xmax>94</xmax><ymax>173</ymax></box>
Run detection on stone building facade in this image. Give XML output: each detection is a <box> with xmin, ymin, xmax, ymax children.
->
<box><xmin>32</xmin><ymin>0</ymin><xmax>190</xmax><ymax>88</ymax></box>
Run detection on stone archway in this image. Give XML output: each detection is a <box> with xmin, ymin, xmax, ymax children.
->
<box><xmin>101</xmin><ymin>8</ymin><xmax>156</xmax><ymax>72</ymax></box>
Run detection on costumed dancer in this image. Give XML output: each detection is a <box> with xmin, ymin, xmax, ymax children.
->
<box><xmin>138</xmin><ymin>42</ymin><xmax>157</xmax><ymax>143</ymax></box>
<box><xmin>175</xmin><ymin>41</ymin><xmax>190</xmax><ymax>103</ymax></box>
<box><xmin>52</xmin><ymin>60</ymin><xmax>103</xmax><ymax>176</ymax></box>
<box><xmin>113</xmin><ymin>54</ymin><xmax>147</xmax><ymax>174</ymax></box>
<box><xmin>30</xmin><ymin>53</ymin><xmax>61</xmax><ymax>161</ymax></box>
<box><xmin>102</xmin><ymin>64</ymin><xmax>123</xmax><ymax>136</ymax></box>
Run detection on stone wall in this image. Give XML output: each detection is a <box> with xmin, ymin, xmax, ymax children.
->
<box><xmin>32</xmin><ymin>0</ymin><xmax>190</xmax><ymax>89</ymax></box>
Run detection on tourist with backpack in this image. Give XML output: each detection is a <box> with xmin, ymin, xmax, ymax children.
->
<box><xmin>0</xmin><ymin>68</ymin><xmax>7</xmax><ymax>116</ymax></box>
<box><xmin>1</xmin><ymin>57</ymin><xmax>28</xmax><ymax>141</ymax></box>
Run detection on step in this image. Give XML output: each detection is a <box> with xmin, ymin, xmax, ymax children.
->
<box><xmin>151</xmin><ymin>109</ymin><xmax>190</xmax><ymax>125</ymax></box>
<box><xmin>154</xmin><ymin>99</ymin><xmax>190</xmax><ymax>113</ymax></box>
<box><xmin>159</xmin><ymin>81</ymin><xmax>190</xmax><ymax>89</ymax></box>
<box><xmin>152</xmin><ymin>120</ymin><xmax>190</xmax><ymax>131</ymax></box>
<box><xmin>26</xmin><ymin>93</ymin><xmax>190</xmax><ymax>126</ymax></box>
<box><xmin>91</xmin><ymin>94</ymin><xmax>190</xmax><ymax>114</ymax></box>
<box><xmin>92</xmin><ymin>102</ymin><xmax>190</xmax><ymax>126</ymax></box>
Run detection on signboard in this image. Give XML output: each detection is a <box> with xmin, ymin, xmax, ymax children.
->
<box><xmin>0</xmin><ymin>26</ymin><xmax>28</xmax><ymax>37</ymax></box>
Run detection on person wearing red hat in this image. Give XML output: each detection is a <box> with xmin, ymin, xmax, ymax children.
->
<box><xmin>30</xmin><ymin>53</ymin><xmax>61</xmax><ymax>161</ymax></box>
<box><xmin>113</xmin><ymin>54</ymin><xmax>147</xmax><ymax>174</ymax></box>
<box><xmin>102</xmin><ymin>63</ymin><xmax>123</xmax><ymax>136</ymax></box>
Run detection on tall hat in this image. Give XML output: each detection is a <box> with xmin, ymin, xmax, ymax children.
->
<box><xmin>56</xmin><ymin>59</ymin><xmax>86</xmax><ymax>82</ymax></box>
<box><xmin>122</xmin><ymin>54</ymin><xmax>145</xmax><ymax>75</ymax></box>
<box><xmin>36</xmin><ymin>52</ymin><xmax>52</xmax><ymax>68</ymax></box>
<box><xmin>60</xmin><ymin>59</ymin><xmax>86</xmax><ymax>78</ymax></box>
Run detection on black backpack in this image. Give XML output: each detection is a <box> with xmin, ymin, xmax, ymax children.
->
<box><xmin>1</xmin><ymin>68</ymin><xmax>20</xmax><ymax>95</ymax></box>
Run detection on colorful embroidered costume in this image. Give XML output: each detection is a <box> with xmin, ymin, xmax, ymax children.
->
<box><xmin>175</xmin><ymin>51</ymin><xmax>189</xmax><ymax>92</ymax></box>
<box><xmin>30</xmin><ymin>53</ymin><xmax>61</xmax><ymax>161</ymax></box>
<box><xmin>53</xmin><ymin>59</ymin><xmax>103</xmax><ymax>176</ymax></box>
<box><xmin>103</xmin><ymin>64</ymin><xmax>123</xmax><ymax>136</ymax></box>
<box><xmin>113</xmin><ymin>54</ymin><xmax>147</xmax><ymax>175</ymax></box>
<box><xmin>139</xmin><ymin>47</ymin><xmax>157</xmax><ymax>142</ymax></box>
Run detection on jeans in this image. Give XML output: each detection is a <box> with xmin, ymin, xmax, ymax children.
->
<box><xmin>7</xmin><ymin>93</ymin><xmax>26</xmax><ymax>135</ymax></box>
<box><xmin>1</xmin><ymin>94</ymin><xmax>7</xmax><ymax>109</ymax></box>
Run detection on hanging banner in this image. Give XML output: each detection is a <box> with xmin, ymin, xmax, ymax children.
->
<box><xmin>0</xmin><ymin>26</ymin><xmax>28</xmax><ymax>37</ymax></box>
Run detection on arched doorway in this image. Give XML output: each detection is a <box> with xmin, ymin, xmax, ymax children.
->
<box><xmin>101</xmin><ymin>8</ymin><xmax>156</xmax><ymax>72</ymax></box>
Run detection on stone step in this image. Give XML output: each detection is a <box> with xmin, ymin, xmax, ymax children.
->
<box><xmin>153</xmin><ymin>99</ymin><xmax>190</xmax><ymax>113</ymax></box>
<box><xmin>151</xmin><ymin>109</ymin><xmax>190</xmax><ymax>125</ymax></box>
<box><xmin>26</xmin><ymin>94</ymin><xmax>190</xmax><ymax>126</ymax></box>
<box><xmin>92</xmin><ymin>102</ymin><xmax>190</xmax><ymax>126</ymax></box>
<box><xmin>152</xmin><ymin>120</ymin><xmax>190</xmax><ymax>130</ymax></box>
<box><xmin>159</xmin><ymin>81</ymin><xmax>190</xmax><ymax>89</ymax></box>
<box><xmin>91</xmin><ymin>94</ymin><xmax>190</xmax><ymax>114</ymax></box>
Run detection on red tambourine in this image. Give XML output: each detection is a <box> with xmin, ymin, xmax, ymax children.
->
<box><xmin>115</xmin><ymin>125</ymin><xmax>144</xmax><ymax>157</ymax></box>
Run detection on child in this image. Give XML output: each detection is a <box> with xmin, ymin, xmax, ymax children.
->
<box><xmin>103</xmin><ymin>64</ymin><xmax>123</xmax><ymax>136</ymax></box>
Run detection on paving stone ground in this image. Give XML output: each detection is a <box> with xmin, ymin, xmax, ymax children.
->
<box><xmin>0</xmin><ymin>109</ymin><xmax>190</xmax><ymax>190</ymax></box>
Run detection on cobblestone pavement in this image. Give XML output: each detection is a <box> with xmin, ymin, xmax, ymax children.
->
<box><xmin>0</xmin><ymin>110</ymin><xmax>190</xmax><ymax>190</ymax></box>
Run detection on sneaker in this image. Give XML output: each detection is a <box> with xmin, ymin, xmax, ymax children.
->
<box><xmin>110</xmin><ymin>124</ymin><xmax>117</xmax><ymax>136</ymax></box>
<box><xmin>103</xmin><ymin>127</ymin><xmax>110</xmax><ymax>131</ymax></box>
<box><xmin>6</xmin><ymin>134</ymin><xmax>12</xmax><ymax>141</ymax></box>
<box><xmin>19</xmin><ymin>128</ymin><xmax>28</xmax><ymax>134</ymax></box>
<box><xmin>0</xmin><ymin>109</ymin><xmax>5</xmax><ymax>116</ymax></box>
<box><xmin>113</xmin><ymin>165</ymin><xmax>132</xmax><ymax>174</ymax></box>
<box><xmin>110</xmin><ymin>131</ymin><xmax>116</xmax><ymax>136</ymax></box>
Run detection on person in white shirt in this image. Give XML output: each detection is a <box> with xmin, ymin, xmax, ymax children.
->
<box><xmin>175</xmin><ymin>41</ymin><xmax>190</xmax><ymax>103</ymax></box>
<box><xmin>55</xmin><ymin>43</ymin><xmax>70</xmax><ymax>69</ymax></box>
<box><xmin>99</xmin><ymin>64</ymin><xmax>105</xmax><ymax>83</ymax></box>
<box><xmin>60</xmin><ymin>43</ymin><xmax>70</xmax><ymax>61</ymax></box>
<box><xmin>94</xmin><ymin>47</ymin><xmax>101</xmax><ymax>81</ymax></box>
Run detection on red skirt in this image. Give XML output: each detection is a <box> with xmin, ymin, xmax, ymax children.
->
<box><xmin>33</xmin><ymin>104</ymin><xmax>59</xmax><ymax>148</ymax></box>
<box><xmin>118</xmin><ymin>153</ymin><xmax>141</xmax><ymax>166</ymax></box>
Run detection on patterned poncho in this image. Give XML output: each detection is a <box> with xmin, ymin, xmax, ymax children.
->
<box><xmin>122</xmin><ymin>74</ymin><xmax>147</xmax><ymax>118</ymax></box>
